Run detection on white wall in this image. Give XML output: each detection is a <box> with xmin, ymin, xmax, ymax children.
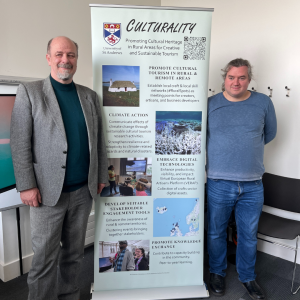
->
<box><xmin>0</xmin><ymin>0</ymin><xmax>161</xmax><ymax>88</ymax></box>
<box><xmin>162</xmin><ymin>0</ymin><xmax>300</xmax><ymax>263</ymax></box>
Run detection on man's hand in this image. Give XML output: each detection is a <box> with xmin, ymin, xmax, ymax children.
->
<box><xmin>97</xmin><ymin>183</ymin><xmax>106</xmax><ymax>194</ymax></box>
<box><xmin>20</xmin><ymin>188</ymin><xmax>42</xmax><ymax>207</ymax></box>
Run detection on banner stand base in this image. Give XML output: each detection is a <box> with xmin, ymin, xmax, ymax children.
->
<box><xmin>90</xmin><ymin>283</ymin><xmax>210</xmax><ymax>299</ymax></box>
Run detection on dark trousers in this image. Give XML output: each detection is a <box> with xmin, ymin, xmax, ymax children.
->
<box><xmin>28</xmin><ymin>184</ymin><xmax>93</xmax><ymax>300</ymax></box>
<box><xmin>109</xmin><ymin>180</ymin><xmax>117</xmax><ymax>194</ymax></box>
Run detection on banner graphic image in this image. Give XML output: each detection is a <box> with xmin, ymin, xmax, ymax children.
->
<box><xmin>155</xmin><ymin>111</ymin><xmax>202</xmax><ymax>155</ymax></box>
<box><xmin>102</xmin><ymin>65</ymin><xmax>140</xmax><ymax>107</ymax></box>
<box><xmin>99</xmin><ymin>240</ymin><xmax>150</xmax><ymax>273</ymax></box>
<box><xmin>91</xmin><ymin>4</ymin><xmax>213</xmax><ymax>299</ymax></box>
<box><xmin>101</xmin><ymin>157</ymin><xmax>152</xmax><ymax>197</ymax></box>
<box><xmin>153</xmin><ymin>198</ymin><xmax>199</xmax><ymax>237</ymax></box>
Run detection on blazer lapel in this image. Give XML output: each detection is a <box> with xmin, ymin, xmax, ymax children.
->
<box><xmin>75</xmin><ymin>84</ymin><xmax>93</xmax><ymax>151</ymax></box>
<box><xmin>42</xmin><ymin>77</ymin><xmax>67</xmax><ymax>142</ymax></box>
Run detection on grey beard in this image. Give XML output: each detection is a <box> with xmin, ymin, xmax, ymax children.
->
<box><xmin>57</xmin><ymin>71</ymin><xmax>72</xmax><ymax>81</ymax></box>
<box><xmin>57</xmin><ymin>64</ymin><xmax>73</xmax><ymax>81</ymax></box>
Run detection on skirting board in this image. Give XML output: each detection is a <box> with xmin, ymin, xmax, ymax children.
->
<box><xmin>91</xmin><ymin>284</ymin><xmax>209</xmax><ymax>299</ymax></box>
<box><xmin>0</xmin><ymin>234</ymin><xmax>94</xmax><ymax>283</ymax></box>
<box><xmin>0</xmin><ymin>253</ymin><xmax>33</xmax><ymax>282</ymax></box>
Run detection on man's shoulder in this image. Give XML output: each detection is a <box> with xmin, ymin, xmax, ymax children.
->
<box><xmin>18</xmin><ymin>78</ymin><xmax>46</xmax><ymax>93</ymax></box>
<box><xmin>208</xmin><ymin>92</ymin><xmax>224</xmax><ymax>111</ymax></box>
<box><xmin>249</xmin><ymin>91</ymin><xmax>273</xmax><ymax>109</ymax></box>
<box><xmin>125</xmin><ymin>249</ymin><xmax>133</xmax><ymax>255</ymax></box>
<box><xmin>208</xmin><ymin>92</ymin><xmax>223</xmax><ymax>100</ymax></box>
<box><xmin>208</xmin><ymin>92</ymin><xmax>224</xmax><ymax>103</ymax></box>
<box><xmin>250</xmin><ymin>91</ymin><xmax>271</xmax><ymax>101</ymax></box>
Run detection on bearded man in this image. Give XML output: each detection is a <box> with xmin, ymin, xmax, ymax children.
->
<box><xmin>10</xmin><ymin>36</ymin><xmax>107</xmax><ymax>300</ymax></box>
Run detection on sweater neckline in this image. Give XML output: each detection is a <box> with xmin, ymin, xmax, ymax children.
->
<box><xmin>222</xmin><ymin>90</ymin><xmax>253</xmax><ymax>103</ymax></box>
<box><xmin>50</xmin><ymin>75</ymin><xmax>75</xmax><ymax>91</ymax></box>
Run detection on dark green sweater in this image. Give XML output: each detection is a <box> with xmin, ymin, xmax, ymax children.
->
<box><xmin>50</xmin><ymin>75</ymin><xmax>90</xmax><ymax>192</ymax></box>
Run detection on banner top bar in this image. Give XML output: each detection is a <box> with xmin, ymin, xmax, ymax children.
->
<box><xmin>89</xmin><ymin>4</ymin><xmax>214</xmax><ymax>12</ymax></box>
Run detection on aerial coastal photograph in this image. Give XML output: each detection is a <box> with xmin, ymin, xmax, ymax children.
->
<box><xmin>155</xmin><ymin>111</ymin><xmax>202</xmax><ymax>155</ymax></box>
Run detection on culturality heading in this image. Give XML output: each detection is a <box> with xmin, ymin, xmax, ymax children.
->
<box><xmin>126</xmin><ymin>20</ymin><xmax>197</xmax><ymax>34</ymax></box>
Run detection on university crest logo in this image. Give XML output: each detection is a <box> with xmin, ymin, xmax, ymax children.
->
<box><xmin>103</xmin><ymin>23</ymin><xmax>121</xmax><ymax>46</ymax></box>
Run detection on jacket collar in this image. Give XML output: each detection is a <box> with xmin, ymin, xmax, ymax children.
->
<box><xmin>42</xmin><ymin>76</ymin><xmax>93</xmax><ymax>150</ymax></box>
<box><xmin>75</xmin><ymin>84</ymin><xmax>93</xmax><ymax>151</ymax></box>
<box><xmin>43</xmin><ymin>76</ymin><xmax>67</xmax><ymax>142</ymax></box>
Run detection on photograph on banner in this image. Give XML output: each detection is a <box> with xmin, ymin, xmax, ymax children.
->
<box><xmin>99</xmin><ymin>240</ymin><xmax>150</xmax><ymax>272</ymax></box>
<box><xmin>102</xmin><ymin>65</ymin><xmax>140</xmax><ymax>107</ymax></box>
<box><xmin>0</xmin><ymin>95</ymin><xmax>16</xmax><ymax>191</ymax></box>
<box><xmin>154</xmin><ymin>198</ymin><xmax>200</xmax><ymax>237</ymax></box>
<box><xmin>155</xmin><ymin>111</ymin><xmax>202</xmax><ymax>155</ymax></box>
<box><xmin>102</xmin><ymin>157</ymin><xmax>152</xmax><ymax>197</ymax></box>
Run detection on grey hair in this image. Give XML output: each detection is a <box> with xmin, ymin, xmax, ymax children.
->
<box><xmin>221</xmin><ymin>58</ymin><xmax>253</xmax><ymax>91</ymax></box>
<box><xmin>47</xmin><ymin>37</ymin><xmax>79</xmax><ymax>56</ymax></box>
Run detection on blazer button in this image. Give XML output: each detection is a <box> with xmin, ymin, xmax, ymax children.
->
<box><xmin>61</xmin><ymin>165</ymin><xmax>66</xmax><ymax>169</ymax></box>
<box><xmin>63</xmin><ymin>151</ymin><xmax>67</xmax><ymax>154</ymax></box>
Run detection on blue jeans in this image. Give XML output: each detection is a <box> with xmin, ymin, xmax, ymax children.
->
<box><xmin>206</xmin><ymin>178</ymin><xmax>264</xmax><ymax>283</ymax></box>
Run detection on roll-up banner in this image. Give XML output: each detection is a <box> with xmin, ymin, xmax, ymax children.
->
<box><xmin>90</xmin><ymin>4</ymin><xmax>213</xmax><ymax>299</ymax></box>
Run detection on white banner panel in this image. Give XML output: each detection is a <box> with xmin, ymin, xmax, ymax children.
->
<box><xmin>91</xmin><ymin>4</ymin><xmax>212</xmax><ymax>296</ymax></box>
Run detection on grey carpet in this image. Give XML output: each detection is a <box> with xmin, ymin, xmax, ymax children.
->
<box><xmin>0</xmin><ymin>243</ymin><xmax>299</xmax><ymax>300</ymax></box>
<box><xmin>0</xmin><ymin>245</ymin><xmax>94</xmax><ymax>300</ymax></box>
<box><xmin>203</xmin><ymin>247</ymin><xmax>300</xmax><ymax>300</ymax></box>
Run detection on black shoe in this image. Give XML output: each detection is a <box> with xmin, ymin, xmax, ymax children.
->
<box><xmin>209</xmin><ymin>273</ymin><xmax>225</xmax><ymax>296</ymax></box>
<box><xmin>242</xmin><ymin>280</ymin><xmax>265</xmax><ymax>299</ymax></box>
